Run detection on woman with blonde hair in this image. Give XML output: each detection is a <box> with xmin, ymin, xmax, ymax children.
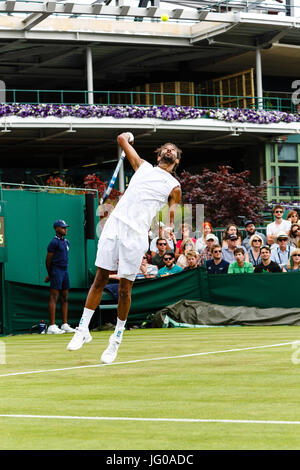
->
<box><xmin>283</xmin><ymin>248</ymin><xmax>300</xmax><ymax>272</ymax></box>
<box><xmin>248</xmin><ymin>233</ymin><xmax>263</xmax><ymax>266</ymax></box>
<box><xmin>177</xmin><ymin>238</ymin><xmax>195</xmax><ymax>268</ymax></box>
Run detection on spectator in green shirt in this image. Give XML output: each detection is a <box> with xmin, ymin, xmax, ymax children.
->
<box><xmin>157</xmin><ymin>251</ymin><xmax>183</xmax><ymax>277</ymax></box>
<box><xmin>228</xmin><ymin>247</ymin><xmax>254</xmax><ymax>274</ymax></box>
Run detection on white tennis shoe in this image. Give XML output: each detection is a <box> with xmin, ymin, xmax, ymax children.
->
<box><xmin>66</xmin><ymin>328</ymin><xmax>92</xmax><ymax>351</ymax></box>
<box><xmin>61</xmin><ymin>323</ymin><xmax>76</xmax><ymax>333</ymax></box>
<box><xmin>47</xmin><ymin>324</ymin><xmax>65</xmax><ymax>335</ymax></box>
<box><xmin>101</xmin><ymin>330</ymin><xmax>123</xmax><ymax>364</ymax></box>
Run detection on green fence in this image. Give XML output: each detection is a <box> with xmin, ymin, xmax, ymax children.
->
<box><xmin>2</xmin><ymin>268</ymin><xmax>300</xmax><ymax>335</ymax></box>
<box><xmin>0</xmin><ymin>189</ymin><xmax>98</xmax><ymax>288</ymax></box>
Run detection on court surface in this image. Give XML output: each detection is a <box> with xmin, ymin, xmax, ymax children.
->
<box><xmin>0</xmin><ymin>326</ymin><xmax>300</xmax><ymax>450</ymax></box>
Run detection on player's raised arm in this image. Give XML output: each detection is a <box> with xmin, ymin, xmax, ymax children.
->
<box><xmin>117</xmin><ymin>132</ymin><xmax>145</xmax><ymax>172</ymax></box>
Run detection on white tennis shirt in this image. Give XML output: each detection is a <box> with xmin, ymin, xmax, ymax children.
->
<box><xmin>111</xmin><ymin>161</ymin><xmax>180</xmax><ymax>235</ymax></box>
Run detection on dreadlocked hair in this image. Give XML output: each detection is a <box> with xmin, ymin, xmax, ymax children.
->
<box><xmin>154</xmin><ymin>142</ymin><xmax>182</xmax><ymax>177</ymax></box>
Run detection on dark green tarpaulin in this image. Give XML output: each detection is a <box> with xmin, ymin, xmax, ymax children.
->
<box><xmin>152</xmin><ymin>299</ymin><xmax>300</xmax><ymax>328</ymax></box>
<box><xmin>2</xmin><ymin>268</ymin><xmax>300</xmax><ymax>334</ymax></box>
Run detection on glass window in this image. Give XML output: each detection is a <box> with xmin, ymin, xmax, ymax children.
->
<box><xmin>279</xmin><ymin>167</ymin><xmax>299</xmax><ymax>196</ymax></box>
<box><xmin>270</xmin><ymin>145</ymin><xmax>275</xmax><ymax>162</ymax></box>
<box><xmin>277</xmin><ymin>144</ymin><xmax>297</xmax><ymax>162</ymax></box>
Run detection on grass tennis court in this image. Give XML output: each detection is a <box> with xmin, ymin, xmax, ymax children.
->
<box><xmin>0</xmin><ymin>326</ymin><xmax>300</xmax><ymax>450</ymax></box>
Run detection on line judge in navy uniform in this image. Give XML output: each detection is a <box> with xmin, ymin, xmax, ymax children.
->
<box><xmin>45</xmin><ymin>219</ymin><xmax>75</xmax><ymax>334</ymax></box>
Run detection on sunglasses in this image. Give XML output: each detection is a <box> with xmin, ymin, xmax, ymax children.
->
<box><xmin>292</xmin><ymin>254</ymin><xmax>300</xmax><ymax>257</ymax></box>
<box><xmin>163</xmin><ymin>257</ymin><xmax>173</xmax><ymax>261</ymax></box>
<box><xmin>278</xmin><ymin>238</ymin><xmax>287</xmax><ymax>242</ymax></box>
<box><xmin>252</xmin><ymin>239</ymin><xmax>262</xmax><ymax>242</ymax></box>
<box><xmin>275</xmin><ymin>211</ymin><xmax>283</xmax><ymax>214</ymax></box>
<box><xmin>213</xmin><ymin>250</ymin><xmax>222</xmax><ymax>253</ymax></box>
<box><xmin>142</xmin><ymin>256</ymin><xmax>148</xmax><ymax>259</ymax></box>
<box><xmin>158</xmin><ymin>242</ymin><xmax>167</xmax><ymax>245</ymax></box>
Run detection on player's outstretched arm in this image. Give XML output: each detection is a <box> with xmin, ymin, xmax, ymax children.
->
<box><xmin>117</xmin><ymin>132</ymin><xmax>145</xmax><ymax>172</ymax></box>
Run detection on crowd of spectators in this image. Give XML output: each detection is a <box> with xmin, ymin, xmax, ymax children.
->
<box><xmin>134</xmin><ymin>204</ymin><xmax>300</xmax><ymax>281</ymax></box>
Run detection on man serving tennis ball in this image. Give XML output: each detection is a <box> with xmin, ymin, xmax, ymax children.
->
<box><xmin>67</xmin><ymin>132</ymin><xmax>182</xmax><ymax>364</ymax></box>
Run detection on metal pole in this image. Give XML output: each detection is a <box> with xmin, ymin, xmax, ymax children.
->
<box><xmin>256</xmin><ymin>48</ymin><xmax>263</xmax><ymax>110</ymax></box>
<box><xmin>118</xmin><ymin>145</ymin><xmax>125</xmax><ymax>193</ymax></box>
<box><xmin>86</xmin><ymin>46</ymin><xmax>94</xmax><ymax>105</ymax></box>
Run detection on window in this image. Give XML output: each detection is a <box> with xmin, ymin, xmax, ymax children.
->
<box><xmin>266</xmin><ymin>143</ymin><xmax>300</xmax><ymax>201</ymax></box>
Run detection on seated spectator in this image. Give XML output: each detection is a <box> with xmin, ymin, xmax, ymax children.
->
<box><xmin>222</xmin><ymin>224</ymin><xmax>242</xmax><ymax>248</ymax></box>
<box><xmin>222</xmin><ymin>234</ymin><xmax>249</xmax><ymax>264</ymax></box>
<box><xmin>206</xmin><ymin>244</ymin><xmax>229</xmax><ymax>274</ymax></box>
<box><xmin>228</xmin><ymin>248</ymin><xmax>254</xmax><ymax>274</ymax></box>
<box><xmin>195</xmin><ymin>221</ymin><xmax>214</xmax><ymax>252</ymax></box>
<box><xmin>248</xmin><ymin>234</ymin><xmax>263</xmax><ymax>267</ymax></box>
<box><xmin>267</xmin><ymin>204</ymin><xmax>291</xmax><ymax>246</ymax></box>
<box><xmin>157</xmin><ymin>251</ymin><xmax>183</xmax><ymax>277</ymax></box>
<box><xmin>183</xmin><ymin>250</ymin><xmax>199</xmax><ymax>271</ymax></box>
<box><xmin>135</xmin><ymin>253</ymin><xmax>158</xmax><ymax>280</ymax></box>
<box><xmin>197</xmin><ymin>233</ymin><xmax>219</xmax><ymax>267</ymax></box>
<box><xmin>286</xmin><ymin>210</ymin><xmax>299</xmax><ymax>225</ymax></box>
<box><xmin>177</xmin><ymin>238</ymin><xmax>196</xmax><ymax>268</ymax></box>
<box><xmin>175</xmin><ymin>223</ymin><xmax>196</xmax><ymax>259</ymax></box>
<box><xmin>270</xmin><ymin>232</ymin><xmax>293</xmax><ymax>269</ymax></box>
<box><xmin>254</xmin><ymin>245</ymin><xmax>282</xmax><ymax>273</ymax></box>
<box><xmin>288</xmin><ymin>223</ymin><xmax>300</xmax><ymax>248</ymax></box>
<box><xmin>151</xmin><ymin>238</ymin><xmax>168</xmax><ymax>269</ymax></box>
<box><xmin>242</xmin><ymin>220</ymin><xmax>267</xmax><ymax>251</ymax></box>
<box><xmin>150</xmin><ymin>224</ymin><xmax>176</xmax><ymax>255</ymax></box>
<box><xmin>282</xmin><ymin>248</ymin><xmax>300</xmax><ymax>272</ymax></box>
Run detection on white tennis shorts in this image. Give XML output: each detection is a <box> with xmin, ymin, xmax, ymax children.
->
<box><xmin>95</xmin><ymin>215</ymin><xmax>149</xmax><ymax>281</ymax></box>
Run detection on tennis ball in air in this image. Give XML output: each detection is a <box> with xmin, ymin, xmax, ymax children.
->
<box><xmin>161</xmin><ymin>14</ymin><xmax>169</xmax><ymax>22</ymax></box>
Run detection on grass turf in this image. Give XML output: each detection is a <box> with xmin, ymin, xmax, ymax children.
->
<box><xmin>0</xmin><ymin>326</ymin><xmax>300</xmax><ymax>450</ymax></box>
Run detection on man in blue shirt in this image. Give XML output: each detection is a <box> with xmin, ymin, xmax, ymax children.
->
<box><xmin>157</xmin><ymin>251</ymin><xmax>183</xmax><ymax>277</ymax></box>
<box><xmin>45</xmin><ymin>219</ymin><xmax>75</xmax><ymax>334</ymax></box>
<box><xmin>206</xmin><ymin>244</ymin><xmax>229</xmax><ymax>274</ymax></box>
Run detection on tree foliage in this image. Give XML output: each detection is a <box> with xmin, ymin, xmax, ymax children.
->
<box><xmin>178</xmin><ymin>166</ymin><xmax>267</xmax><ymax>227</ymax></box>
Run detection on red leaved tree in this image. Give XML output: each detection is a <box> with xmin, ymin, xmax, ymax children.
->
<box><xmin>83</xmin><ymin>174</ymin><xmax>122</xmax><ymax>203</ymax></box>
<box><xmin>179</xmin><ymin>166</ymin><xmax>267</xmax><ymax>227</ymax></box>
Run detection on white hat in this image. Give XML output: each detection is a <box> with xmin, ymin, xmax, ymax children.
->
<box><xmin>276</xmin><ymin>232</ymin><xmax>288</xmax><ymax>240</ymax></box>
<box><xmin>206</xmin><ymin>234</ymin><xmax>218</xmax><ymax>243</ymax></box>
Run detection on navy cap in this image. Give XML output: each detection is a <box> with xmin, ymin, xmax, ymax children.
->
<box><xmin>244</xmin><ymin>220</ymin><xmax>254</xmax><ymax>227</ymax></box>
<box><xmin>53</xmin><ymin>219</ymin><xmax>69</xmax><ymax>229</ymax></box>
<box><xmin>227</xmin><ymin>234</ymin><xmax>238</xmax><ymax>241</ymax></box>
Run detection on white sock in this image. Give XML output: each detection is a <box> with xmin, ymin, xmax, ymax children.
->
<box><xmin>79</xmin><ymin>307</ymin><xmax>94</xmax><ymax>330</ymax></box>
<box><xmin>115</xmin><ymin>318</ymin><xmax>126</xmax><ymax>336</ymax></box>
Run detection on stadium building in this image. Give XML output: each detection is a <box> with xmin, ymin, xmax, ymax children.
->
<box><xmin>0</xmin><ymin>0</ymin><xmax>299</xmax><ymax>202</ymax></box>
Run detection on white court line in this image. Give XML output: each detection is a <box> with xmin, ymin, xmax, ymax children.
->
<box><xmin>0</xmin><ymin>414</ymin><xmax>300</xmax><ymax>425</ymax></box>
<box><xmin>0</xmin><ymin>341</ymin><xmax>295</xmax><ymax>379</ymax></box>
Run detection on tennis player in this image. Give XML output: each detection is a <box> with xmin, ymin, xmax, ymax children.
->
<box><xmin>67</xmin><ymin>132</ymin><xmax>182</xmax><ymax>363</ymax></box>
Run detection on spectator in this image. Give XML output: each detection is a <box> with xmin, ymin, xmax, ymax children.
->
<box><xmin>242</xmin><ymin>220</ymin><xmax>267</xmax><ymax>251</ymax></box>
<box><xmin>286</xmin><ymin>210</ymin><xmax>299</xmax><ymax>225</ymax></box>
<box><xmin>198</xmin><ymin>233</ymin><xmax>219</xmax><ymax>267</ymax></box>
<box><xmin>177</xmin><ymin>238</ymin><xmax>196</xmax><ymax>268</ymax></box>
<box><xmin>228</xmin><ymin>247</ymin><xmax>254</xmax><ymax>274</ymax></box>
<box><xmin>183</xmin><ymin>250</ymin><xmax>199</xmax><ymax>271</ymax></box>
<box><xmin>270</xmin><ymin>232</ymin><xmax>292</xmax><ymax>269</ymax></box>
<box><xmin>195</xmin><ymin>221</ymin><xmax>214</xmax><ymax>252</ymax></box>
<box><xmin>157</xmin><ymin>251</ymin><xmax>183</xmax><ymax>277</ymax></box>
<box><xmin>283</xmin><ymin>248</ymin><xmax>300</xmax><ymax>272</ymax></box>
<box><xmin>44</xmin><ymin>219</ymin><xmax>75</xmax><ymax>335</ymax></box>
<box><xmin>267</xmin><ymin>205</ymin><xmax>291</xmax><ymax>245</ymax></box>
<box><xmin>248</xmin><ymin>234</ymin><xmax>263</xmax><ymax>267</ymax></box>
<box><xmin>150</xmin><ymin>224</ymin><xmax>176</xmax><ymax>255</ymax></box>
<box><xmin>151</xmin><ymin>238</ymin><xmax>168</xmax><ymax>269</ymax></box>
<box><xmin>135</xmin><ymin>253</ymin><xmax>158</xmax><ymax>279</ymax></box>
<box><xmin>222</xmin><ymin>224</ymin><xmax>242</xmax><ymax>248</ymax></box>
<box><xmin>254</xmin><ymin>245</ymin><xmax>282</xmax><ymax>273</ymax></box>
<box><xmin>206</xmin><ymin>244</ymin><xmax>229</xmax><ymax>274</ymax></box>
<box><xmin>288</xmin><ymin>223</ymin><xmax>300</xmax><ymax>248</ymax></box>
<box><xmin>222</xmin><ymin>234</ymin><xmax>249</xmax><ymax>264</ymax></box>
<box><xmin>175</xmin><ymin>223</ymin><xmax>196</xmax><ymax>258</ymax></box>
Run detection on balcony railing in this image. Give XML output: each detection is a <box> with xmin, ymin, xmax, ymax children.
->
<box><xmin>0</xmin><ymin>89</ymin><xmax>297</xmax><ymax>113</ymax></box>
